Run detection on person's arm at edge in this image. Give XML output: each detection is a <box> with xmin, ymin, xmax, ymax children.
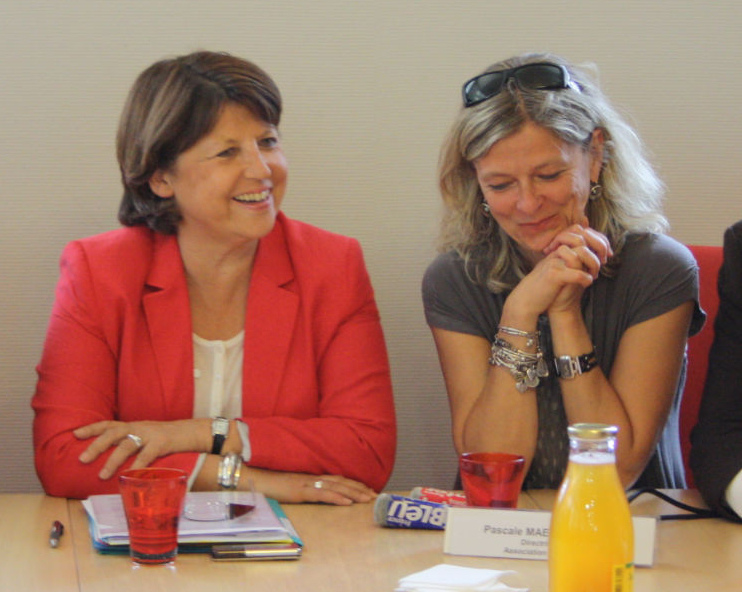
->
<box><xmin>691</xmin><ymin>222</ymin><xmax>742</xmax><ymax>521</ymax></box>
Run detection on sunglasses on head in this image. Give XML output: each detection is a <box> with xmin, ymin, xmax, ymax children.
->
<box><xmin>462</xmin><ymin>62</ymin><xmax>580</xmax><ymax>108</ymax></box>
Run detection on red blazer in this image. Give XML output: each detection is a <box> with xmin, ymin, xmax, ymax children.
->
<box><xmin>33</xmin><ymin>213</ymin><xmax>396</xmax><ymax>498</ymax></box>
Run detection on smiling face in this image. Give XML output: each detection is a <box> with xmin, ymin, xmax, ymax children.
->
<box><xmin>474</xmin><ymin>121</ymin><xmax>603</xmax><ymax>263</ymax></box>
<box><xmin>149</xmin><ymin>102</ymin><xmax>288</xmax><ymax>248</ymax></box>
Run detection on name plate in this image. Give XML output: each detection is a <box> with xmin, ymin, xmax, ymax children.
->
<box><xmin>443</xmin><ymin>507</ymin><xmax>656</xmax><ymax>567</ymax></box>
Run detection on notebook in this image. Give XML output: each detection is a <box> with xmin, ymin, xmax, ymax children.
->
<box><xmin>83</xmin><ymin>490</ymin><xmax>302</xmax><ymax>554</ymax></box>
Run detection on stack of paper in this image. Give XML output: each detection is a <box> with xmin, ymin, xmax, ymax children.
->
<box><xmin>396</xmin><ymin>564</ymin><xmax>529</xmax><ymax>592</ymax></box>
<box><xmin>83</xmin><ymin>491</ymin><xmax>301</xmax><ymax>553</ymax></box>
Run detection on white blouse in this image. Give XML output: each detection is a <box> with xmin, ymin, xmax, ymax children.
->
<box><xmin>189</xmin><ymin>330</ymin><xmax>251</xmax><ymax>489</ymax></box>
<box><xmin>193</xmin><ymin>330</ymin><xmax>245</xmax><ymax>420</ymax></box>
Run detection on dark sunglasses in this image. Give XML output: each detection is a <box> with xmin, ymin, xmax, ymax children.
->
<box><xmin>462</xmin><ymin>62</ymin><xmax>579</xmax><ymax>107</ymax></box>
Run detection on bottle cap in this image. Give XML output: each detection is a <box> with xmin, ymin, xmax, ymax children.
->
<box><xmin>567</xmin><ymin>423</ymin><xmax>619</xmax><ymax>439</ymax></box>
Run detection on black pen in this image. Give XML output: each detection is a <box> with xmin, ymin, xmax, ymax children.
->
<box><xmin>49</xmin><ymin>520</ymin><xmax>64</xmax><ymax>548</ymax></box>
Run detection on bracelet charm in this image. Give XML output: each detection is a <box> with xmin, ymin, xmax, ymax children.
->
<box><xmin>489</xmin><ymin>335</ymin><xmax>549</xmax><ymax>392</ymax></box>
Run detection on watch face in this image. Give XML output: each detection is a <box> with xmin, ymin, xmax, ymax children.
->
<box><xmin>556</xmin><ymin>357</ymin><xmax>577</xmax><ymax>379</ymax></box>
<box><xmin>213</xmin><ymin>417</ymin><xmax>229</xmax><ymax>436</ymax></box>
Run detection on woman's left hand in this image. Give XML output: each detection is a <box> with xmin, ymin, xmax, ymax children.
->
<box><xmin>242</xmin><ymin>468</ymin><xmax>377</xmax><ymax>505</ymax></box>
<box><xmin>74</xmin><ymin>419</ymin><xmax>204</xmax><ymax>479</ymax></box>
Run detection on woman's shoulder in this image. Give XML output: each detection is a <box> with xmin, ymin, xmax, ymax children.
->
<box><xmin>620</xmin><ymin>232</ymin><xmax>696</xmax><ymax>271</ymax></box>
<box><xmin>54</xmin><ymin>227</ymin><xmax>172</xmax><ymax>313</ymax></box>
<box><xmin>424</xmin><ymin>249</ymin><xmax>489</xmax><ymax>303</ymax></box>
<box><xmin>724</xmin><ymin>219</ymin><xmax>742</xmax><ymax>248</ymax></box>
<box><xmin>422</xmin><ymin>249</ymin><xmax>491</xmax><ymax>299</ymax></box>
<box><xmin>608</xmin><ymin>232</ymin><xmax>703</xmax><ymax>333</ymax></box>
<box><xmin>422</xmin><ymin>250</ymin><xmax>497</xmax><ymax>337</ymax></box>
<box><xmin>60</xmin><ymin>226</ymin><xmax>170</xmax><ymax>290</ymax></box>
<box><xmin>279</xmin><ymin>214</ymin><xmax>358</xmax><ymax>249</ymax></box>
<box><xmin>64</xmin><ymin>226</ymin><xmax>159</xmax><ymax>261</ymax></box>
<box><xmin>276</xmin><ymin>214</ymin><xmax>363</xmax><ymax>266</ymax></box>
<box><xmin>271</xmin><ymin>214</ymin><xmax>370</xmax><ymax>287</ymax></box>
<box><xmin>423</xmin><ymin>250</ymin><xmax>467</xmax><ymax>283</ymax></box>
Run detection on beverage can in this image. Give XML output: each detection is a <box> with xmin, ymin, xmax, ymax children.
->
<box><xmin>373</xmin><ymin>493</ymin><xmax>447</xmax><ymax>530</ymax></box>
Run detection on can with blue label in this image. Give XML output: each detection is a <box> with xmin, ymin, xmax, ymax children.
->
<box><xmin>373</xmin><ymin>493</ymin><xmax>447</xmax><ymax>530</ymax></box>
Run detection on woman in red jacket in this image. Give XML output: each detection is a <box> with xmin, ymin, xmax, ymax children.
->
<box><xmin>32</xmin><ymin>51</ymin><xmax>396</xmax><ymax>501</ymax></box>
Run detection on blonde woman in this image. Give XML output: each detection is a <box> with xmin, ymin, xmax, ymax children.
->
<box><xmin>423</xmin><ymin>53</ymin><xmax>703</xmax><ymax>490</ymax></box>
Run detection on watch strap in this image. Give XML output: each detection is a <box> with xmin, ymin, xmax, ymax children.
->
<box><xmin>211</xmin><ymin>416</ymin><xmax>229</xmax><ymax>455</ymax></box>
<box><xmin>554</xmin><ymin>349</ymin><xmax>598</xmax><ymax>379</ymax></box>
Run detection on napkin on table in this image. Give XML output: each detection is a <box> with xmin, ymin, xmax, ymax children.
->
<box><xmin>395</xmin><ymin>564</ymin><xmax>529</xmax><ymax>592</ymax></box>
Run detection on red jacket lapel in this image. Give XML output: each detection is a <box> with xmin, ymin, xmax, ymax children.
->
<box><xmin>243</xmin><ymin>215</ymin><xmax>299</xmax><ymax>417</ymax></box>
<box><xmin>142</xmin><ymin>233</ymin><xmax>195</xmax><ymax>418</ymax></box>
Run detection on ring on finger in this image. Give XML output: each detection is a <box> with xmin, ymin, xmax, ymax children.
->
<box><xmin>313</xmin><ymin>479</ymin><xmax>324</xmax><ymax>490</ymax></box>
<box><xmin>126</xmin><ymin>433</ymin><xmax>143</xmax><ymax>449</ymax></box>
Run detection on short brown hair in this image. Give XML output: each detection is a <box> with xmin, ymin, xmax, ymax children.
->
<box><xmin>117</xmin><ymin>51</ymin><xmax>282</xmax><ymax>234</ymax></box>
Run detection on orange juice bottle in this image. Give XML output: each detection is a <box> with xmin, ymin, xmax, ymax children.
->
<box><xmin>549</xmin><ymin>423</ymin><xmax>633</xmax><ymax>592</ymax></box>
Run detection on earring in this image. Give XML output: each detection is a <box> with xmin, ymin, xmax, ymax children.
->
<box><xmin>481</xmin><ymin>201</ymin><xmax>491</xmax><ymax>215</ymax></box>
<box><xmin>589</xmin><ymin>182</ymin><xmax>603</xmax><ymax>200</ymax></box>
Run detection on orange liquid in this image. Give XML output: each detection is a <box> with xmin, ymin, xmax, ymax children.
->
<box><xmin>549</xmin><ymin>453</ymin><xmax>634</xmax><ymax>592</ymax></box>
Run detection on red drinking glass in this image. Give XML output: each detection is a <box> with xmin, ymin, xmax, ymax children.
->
<box><xmin>119</xmin><ymin>468</ymin><xmax>188</xmax><ymax>565</ymax></box>
<box><xmin>459</xmin><ymin>452</ymin><xmax>525</xmax><ymax>508</ymax></box>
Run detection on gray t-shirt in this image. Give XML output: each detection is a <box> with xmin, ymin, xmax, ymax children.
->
<box><xmin>422</xmin><ymin>233</ymin><xmax>705</xmax><ymax>489</ymax></box>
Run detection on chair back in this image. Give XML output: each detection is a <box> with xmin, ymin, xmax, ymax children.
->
<box><xmin>682</xmin><ymin>245</ymin><xmax>723</xmax><ymax>487</ymax></box>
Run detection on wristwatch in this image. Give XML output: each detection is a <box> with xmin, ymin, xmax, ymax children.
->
<box><xmin>554</xmin><ymin>349</ymin><xmax>598</xmax><ymax>379</ymax></box>
<box><xmin>211</xmin><ymin>416</ymin><xmax>230</xmax><ymax>455</ymax></box>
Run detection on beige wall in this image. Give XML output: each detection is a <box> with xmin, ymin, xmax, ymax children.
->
<box><xmin>1</xmin><ymin>0</ymin><xmax>740</xmax><ymax>493</ymax></box>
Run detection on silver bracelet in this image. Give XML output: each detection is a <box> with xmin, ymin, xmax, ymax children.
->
<box><xmin>497</xmin><ymin>325</ymin><xmax>540</xmax><ymax>348</ymax></box>
<box><xmin>217</xmin><ymin>452</ymin><xmax>242</xmax><ymax>490</ymax></box>
<box><xmin>230</xmin><ymin>456</ymin><xmax>242</xmax><ymax>489</ymax></box>
<box><xmin>489</xmin><ymin>336</ymin><xmax>549</xmax><ymax>392</ymax></box>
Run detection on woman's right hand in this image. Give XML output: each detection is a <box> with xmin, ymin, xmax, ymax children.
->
<box><xmin>74</xmin><ymin>418</ymin><xmax>210</xmax><ymax>480</ymax></box>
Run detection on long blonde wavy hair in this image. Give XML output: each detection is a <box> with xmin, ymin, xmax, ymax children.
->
<box><xmin>438</xmin><ymin>52</ymin><xmax>667</xmax><ymax>293</ymax></box>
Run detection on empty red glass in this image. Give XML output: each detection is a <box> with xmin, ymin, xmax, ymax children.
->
<box><xmin>459</xmin><ymin>452</ymin><xmax>526</xmax><ymax>508</ymax></box>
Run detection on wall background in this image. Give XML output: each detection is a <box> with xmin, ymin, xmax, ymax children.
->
<box><xmin>1</xmin><ymin>0</ymin><xmax>740</xmax><ymax>493</ymax></box>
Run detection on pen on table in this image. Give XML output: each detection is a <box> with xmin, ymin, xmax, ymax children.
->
<box><xmin>49</xmin><ymin>520</ymin><xmax>64</xmax><ymax>548</ymax></box>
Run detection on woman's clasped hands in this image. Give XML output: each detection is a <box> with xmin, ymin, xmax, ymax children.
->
<box><xmin>513</xmin><ymin>220</ymin><xmax>613</xmax><ymax>318</ymax></box>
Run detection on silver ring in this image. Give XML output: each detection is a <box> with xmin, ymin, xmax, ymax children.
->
<box><xmin>313</xmin><ymin>480</ymin><xmax>323</xmax><ymax>489</ymax></box>
<box><xmin>126</xmin><ymin>433</ymin><xmax>143</xmax><ymax>449</ymax></box>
